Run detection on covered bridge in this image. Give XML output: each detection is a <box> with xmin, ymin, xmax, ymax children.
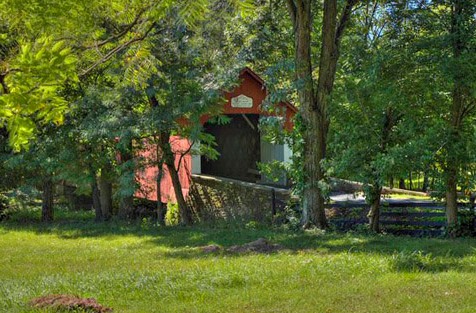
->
<box><xmin>135</xmin><ymin>67</ymin><xmax>296</xmax><ymax>203</ymax></box>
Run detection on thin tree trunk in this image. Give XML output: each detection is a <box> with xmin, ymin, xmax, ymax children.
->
<box><xmin>98</xmin><ymin>169</ymin><xmax>113</xmax><ymax>221</ymax></box>
<box><xmin>445</xmin><ymin>166</ymin><xmax>458</xmax><ymax>227</ymax></box>
<box><xmin>399</xmin><ymin>178</ymin><xmax>405</xmax><ymax>190</ymax></box>
<box><xmin>367</xmin><ymin>107</ymin><xmax>396</xmax><ymax>232</ymax></box>
<box><xmin>445</xmin><ymin>0</ymin><xmax>467</xmax><ymax>232</ymax></box>
<box><xmin>92</xmin><ymin>178</ymin><xmax>102</xmax><ymax>222</ymax></box>
<box><xmin>41</xmin><ymin>178</ymin><xmax>54</xmax><ymax>222</ymax></box>
<box><xmin>118</xmin><ymin>140</ymin><xmax>135</xmax><ymax>219</ymax></box>
<box><xmin>422</xmin><ymin>171</ymin><xmax>429</xmax><ymax>192</ymax></box>
<box><xmin>155</xmin><ymin>141</ymin><xmax>166</xmax><ymax>225</ymax></box>
<box><xmin>367</xmin><ymin>184</ymin><xmax>382</xmax><ymax>232</ymax></box>
<box><xmin>160</xmin><ymin>131</ymin><xmax>193</xmax><ymax>225</ymax></box>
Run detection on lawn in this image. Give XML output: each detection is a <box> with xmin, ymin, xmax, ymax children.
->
<box><xmin>0</xmin><ymin>212</ymin><xmax>475</xmax><ymax>313</ymax></box>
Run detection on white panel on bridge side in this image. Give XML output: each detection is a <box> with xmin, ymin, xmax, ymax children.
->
<box><xmin>260</xmin><ymin>135</ymin><xmax>287</xmax><ymax>186</ymax></box>
<box><xmin>191</xmin><ymin>141</ymin><xmax>201</xmax><ymax>174</ymax></box>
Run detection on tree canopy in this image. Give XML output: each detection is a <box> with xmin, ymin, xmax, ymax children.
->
<box><xmin>1</xmin><ymin>0</ymin><xmax>475</xmax><ymax>235</ymax></box>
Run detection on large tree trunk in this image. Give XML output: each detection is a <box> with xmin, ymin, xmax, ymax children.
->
<box><xmin>288</xmin><ymin>0</ymin><xmax>357</xmax><ymax>228</ymax></box>
<box><xmin>290</xmin><ymin>0</ymin><xmax>320</xmax><ymax>228</ymax></box>
<box><xmin>41</xmin><ymin>178</ymin><xmax>54</xmax><ymax>222</ymax></box>
<box><xmin>118</xmin><ymin>140</ymin><xmax>135</xmax><ymax>219</ymax></box>
<box><xmin>302</xmin><ymin>111</ymin><xmax>328</xmax><ymax>228</ymax></box>
<box><xmin>160</xmin><ymin>131</ymin><xmax>193</xmax><ymax>226</ymax></box>
<box><xmin>98</xmin><ymin>168</ymin><xmax>113</xmax><ymax>221</ymax></box>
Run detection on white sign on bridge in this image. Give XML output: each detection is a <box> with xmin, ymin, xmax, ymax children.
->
<box><xmin>231</xmin><ymin>94</ymin><xmax>253</xmax><ymax>108</ymax></box>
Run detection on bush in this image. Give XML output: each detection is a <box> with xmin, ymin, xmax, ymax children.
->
<box><xmin>165</xmin><ymin>202</ymin><xmax>179</xmax><ymax>226</ymax></box>
<box><xmin>446</xmin><ymin>209</ymin><xmax>475</xmax><ymax>237</ymax></box>
<box><xmin>0</xmin><ymin>193</ymin><xmax>10</xmax><ymax>221</ymax></box>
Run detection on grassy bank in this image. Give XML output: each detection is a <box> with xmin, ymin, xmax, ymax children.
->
<box><xmin>0</xmin><ymin>214</ymin><xmax>475</xmax><ymax>312</ymax></box>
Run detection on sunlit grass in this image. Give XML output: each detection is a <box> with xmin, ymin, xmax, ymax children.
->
<box><xmin>385</xmin><ymin>193</ymin><xmax>432</xmax><ymax>200</ymax></box>
<box><xmin>0</xmin><ymin>214</ymin><xmax>475</xmax><ymax>313</ymax></box>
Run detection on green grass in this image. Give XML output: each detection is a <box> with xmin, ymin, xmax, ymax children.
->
<box><xmin>385</xmin><ymin>193</ymin><xmax>432</xmax><ymax>200</ymax></box>
<box><xmin>1</xmin><ymin>211</ymin><xmax>475</xmax><ymax>313</ymax></box>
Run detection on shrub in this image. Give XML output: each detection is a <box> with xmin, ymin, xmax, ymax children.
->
<box><xmin>165</xmin><ymin>202</ymin><xmax>179</xmax><ymax>226</ymax></box>
<box><xmin>0</xmin><ymin>193</ymin><xmax>9</xmax><ymax>221</ymax></box>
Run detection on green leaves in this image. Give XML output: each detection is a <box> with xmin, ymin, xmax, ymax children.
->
<box><xmin>0</xmin><ymin>36</ymin><xmax>77</xmax><ymax>150</ymax></box>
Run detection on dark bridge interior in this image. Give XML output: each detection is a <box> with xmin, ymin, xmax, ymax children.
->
<box><xmin>201</xmin><ymin>114</ymin><xmax>260</xmax><ymax>182</ymax></box>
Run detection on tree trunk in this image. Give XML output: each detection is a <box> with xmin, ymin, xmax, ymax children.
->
<box><xmin>166</xmin><ymin>161</ymin><xmax>192</xmax><ymax>225</ymax></box>
<box><xmin>422</xmin><ymin>171</ymin><xmax>429</xmax><ymax>192</ymax></box>
<box><xmin>399</xmin><ymin>178</ymin><xmax>405</xmax><ymax>190</ymax></box>
<box><xmin>292</xmin><ymin>0</ymin><xmax>324</xmax><ymax>228</ymax></box>
<box><xmin>118</xmin><ymin>140</ymin><xmax>135</xmax><ymax>219</ymax></box>
<box><xmin>41</xmin><ymin>178</ymin><xmax>54</xmax><ymax>222</ymax></box>
<box><xmin>445</xmin><ymin>0</ymin><xmax>467</xmax><ymax>233</ymax></box>
<box><xmin>98</xmin><ymin>169</ymin><xmax>113</xmax><ymax>221</ymax></box>
<box><xmin>288</xmin><ymin>0</ymin><xmax>357</xmax><ymax>228</ymax></box>
<box><xmin>155</xmin><ymin>142</ymin><xmax>166</xmax><ymax>225</ymax></box>
<box><xmin>367</xmin><ymin>184</ymin><xmax>382</xmax><ymax>233</ymax></box>
<box><xmin>445</xmin><ymin>166</ymin><xmax>458</xmax><ymax>227</ymax></box>
<box><xmin>160</xmin><ymin>131</ymin><xmax>193</xmax><ymax>226</ymax></box>
<box><xmin>92</xmin><ymin>178</ymin><xmax>102</xmax><ymax>222</ymax></box>
<box><xmin>301</xmin><ymin>111</ymin><xmax>328</xmax><ymax>228</ymax></box>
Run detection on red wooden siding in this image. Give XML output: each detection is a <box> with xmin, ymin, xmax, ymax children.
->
<box><xmin>135</xmin><ymin>136</ymin><xmax>192</xmax><ymax>203</ymax></box>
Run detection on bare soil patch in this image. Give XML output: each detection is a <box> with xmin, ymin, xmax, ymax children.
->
<box><xmin>30</xmin><ymin>294</ymin><xmax>113</xmax><ymax>312</ymax></box>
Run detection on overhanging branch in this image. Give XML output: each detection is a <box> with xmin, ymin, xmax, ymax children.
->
<box><xmin>79</xmin><ymin>22</ymin><xmax>160</xmax><ymax>78</ymax></box>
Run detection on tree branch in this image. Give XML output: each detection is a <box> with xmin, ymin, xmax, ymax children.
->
<box><xmin>177</xmin><ymin>140</ymin><xmax>194</xmax><ymax>171</ymax></box>
<box><xmin>335</xmin><ymin>0</ymin><xmax>359</xmax><ymax>46</ymax></box>
<box><xmin>80</xmin><ymin>8</ymin><xmax>149</xmax><ymax>51</ymax></box>
<box><xmin>286</xmin><ymin>0</ymin><xmax>297</xmax><ymax>28</ymax></box>
<box><xmin>79</xmin><ymin>22</ymin><xmax>160</xmax><ymax>78</ymax></box>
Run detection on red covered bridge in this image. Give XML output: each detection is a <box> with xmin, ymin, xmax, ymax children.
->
<box><xmin>135</xmin><ymin>67</ymin><xmax>296</xmax><ymax>203</ymax></box>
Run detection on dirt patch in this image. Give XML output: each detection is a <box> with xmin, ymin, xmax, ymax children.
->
<box><xmin>30</xmin><ymin>294</ymin><xmax>113</xmax><ymax>313</ymax></box>
<box><xmin>200</xmin><ymin>244</ymin><xmax>222</xmax><ymax>253</ymax></box>
<box><xmin>227</xmin><ymin>238</ymin><xmax>284</xmax><ymax>254</ymax></box>
<box><xmin>199</xmin><ymin>239</ymin><xmax>285</xmax><ymax>254</ymax></box>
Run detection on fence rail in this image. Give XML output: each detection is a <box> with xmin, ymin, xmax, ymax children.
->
<box><xmin>326</xmin><ymin>201</ymin><xmax>475</xmax><ymax>237</ymax></box>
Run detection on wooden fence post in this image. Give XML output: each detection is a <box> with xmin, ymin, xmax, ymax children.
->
<box><xmin>271</xmin><ymin>188</ymin><xmax>276</xmax><ymax>219</ymax></box>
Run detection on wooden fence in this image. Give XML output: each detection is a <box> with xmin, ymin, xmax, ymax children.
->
<box><xmin>326</xmin><ymin>201</ymin><xmax>476</xmax><ymax>237</ymax></box>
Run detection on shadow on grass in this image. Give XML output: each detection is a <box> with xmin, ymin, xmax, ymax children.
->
<box><xmin>1</xmin><ymin>213</ymin><xmax>475</xmax><ymax>273</ymax></box>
